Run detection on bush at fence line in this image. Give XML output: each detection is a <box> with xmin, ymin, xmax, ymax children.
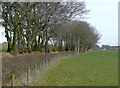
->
<box><xmin>3</xmin><ymin>52</ymin><xmax>77</xmax><ymax>86</ymax></box>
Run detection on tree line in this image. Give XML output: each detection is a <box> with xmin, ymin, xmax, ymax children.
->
<box><xmin>1</xmin><ymin>2</ymin><xmax>100</xmax><ymax>55</ymax></box>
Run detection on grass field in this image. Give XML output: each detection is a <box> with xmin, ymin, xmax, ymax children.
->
<box><xmin>34</xmin><ymin>51</ymin><xmax>118</xmax><ymax>86</ymax></box>
<box><xmin>0</xmin><ymin>43</ymin><xmax>8</xmax><ymax>52</ymax></box>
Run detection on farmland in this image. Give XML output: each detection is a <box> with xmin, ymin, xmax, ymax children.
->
<box><xmin>35</xmin><ymin>51</ymin><xmax>118</xmax><ymax>86</ymax></box>
<box><xmin>0</xmin><ymin>43</ymin><xmax>8</xmax><ymax>52</ymax></box>
<box><xmin>0</xmin><ymin>1</ymin><xmax>118</xmax><ymax>87</ymax></box>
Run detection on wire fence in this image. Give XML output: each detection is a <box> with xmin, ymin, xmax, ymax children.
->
<box><xmin>2</xmin><ymin>52</ymin><xmax>77</xmax><ymax>86</ymax></box>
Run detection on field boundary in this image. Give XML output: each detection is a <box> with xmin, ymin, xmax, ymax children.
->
<box><xmin>3</xmin><ymin>52</ymin><xmax>77</xmax><ymax>86</ymax></box>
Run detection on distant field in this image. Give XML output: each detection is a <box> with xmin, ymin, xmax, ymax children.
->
<box><xmin>0</xmin><ymin>43</ymin><xmax>8</xmax><ymax>52</ymax></box>
<box><xmin>35</xmin><ymin>51</ymin><xmax>118</xmax><ymax>86</ymax></box>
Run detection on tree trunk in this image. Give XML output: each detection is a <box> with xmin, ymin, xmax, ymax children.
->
<box><xmin>4</xmin><ymin>28</ymin><xmax>12</xmax><ymax>52</ymax></box>
<box><xmin>81</xmin><ymin>47</ymin><xmax>83</xmax><ymax>53</ymax></box>
<box><xmin>12</xmin><ymin>30</ymin><xmax>17</xmax><ymax>54</ymax></box>
<box><xmin>12</xmin><ymin>6</ymin><xmax>18</xmax><ymax>54</ymax></box>
<box><xmin>34</xmin><ymin>37</ymin><xmax>37</xmax><ymax>51</ymax></box>
<box><xmin>7</xmin><ymin>38</ymin><xmax>12</xmax><ymax>52</ymax></box>
<box><xmin>27</xmin><ymin>39</ymin><xmax>30</xmax><ymax>53</ymax></box>
<box><xmin>60</xmin><ymin>38</ymin><xmax>63</xmax><ymax>51</ymax></box>
<box><xmin>77</xmin><ymin>40</ymin><xmax>79</xmax><ymax>54</ymax></box>
<box><xmin>70</xmin><ymin>33</ymin><xmax>71</xmax><ymax>51</ymax></box>
<box><xmin>45</xmin><ymin>3</ymin><xmax>48</xmax><ymax>54</ymax></box>
<box><xmin>38</xmin><ymin>35</ymin><xmax>41</xmax><ymax>51</ymax></box>
<box><xmin>85</xmin><ymin>46</ymin><xmax>87</xmax><ymax>52</ymax></box>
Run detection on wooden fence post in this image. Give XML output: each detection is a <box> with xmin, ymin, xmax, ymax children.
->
<box><xmin>52</xmin><ymin>58</ymin><xmax>53</xmax><ymax>64</ymax></box>
<box><xmin>34</xmin><ymin>64</ymin><xmax>37</xmax><ymax>81</ymax></box>
<box><xmin>11</xmin><ymin>73</ymin><xmax>14</xmax><ymax>88</ymax></box>
<box><xmin>48</xmin><ymin>59</ymin><xmax>50</xmax><ymax>67</ymax></box>
<box><xmin>27</xmin><ymin>67</ymin><xmax>30</xmax><ymax>86</ymax></box>
<box><xmin>34</xmin><ymin>64</ymin><xmax>36</xmax><ymax>69</ymax></box>
<box><xmin>61</xmin><ymin>53</ymin><xmax>62</xmax><ymax>59</ymax></box>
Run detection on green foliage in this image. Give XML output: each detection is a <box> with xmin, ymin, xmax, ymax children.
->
<box><xmin>65</xmin><ymin>45</ymin><xmax>69</xmax><ymax>51</ymax></box>
<box><xmin>52</xmin><ymin>48</ymin><xmax>56</xmax><ymax>52</ymax></box>
<box><xmin>40</xmin><ymin>48</ymin><xmax>44</xmax><ymax>53</ymax></box>
<box><xmin>48</xmin><ymin>49</ymin><xmax>50</xmax><ymax>53</ymax></box>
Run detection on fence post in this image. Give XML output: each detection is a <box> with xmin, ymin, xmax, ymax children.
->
<box><xmin>34</xmin><ymin>64</ymin><xmax>37</xmax><ymax>81</ymax></box>
<box><xmin>11</xmin><ymin>73</ymin><xmax>14</xmax><ymax>88</ymax></box>
<box><xmin>44</xmin><ymin>59</ymin><xmax>46</xmax><ymax>69</ymax></box>
<box><xmin>52</xmin><ymin>57</ymin><xmax>53</xmax><ymax>64</ymax></box>
<box><xmin>34</xmin><ymin>64</ymin><xmax>36</xmax><ymax>69</ymax></box>
<box><xmin>61</xmin><ymin>53</ymin><xmax>62</xmax><ymax>59</ymax></box>
<box><xmin>40</xmin><ymin>62</ymin><xmax>43</xmax><ymax>75</ymax></box>
<box><xmin>48</xmin><ymin>59</ymin><xmax>50</xmax><ymax>67</ymax></box>
<box><xmin>27</xmin><ymin>67</ymin><xmax>30</xmax><ymax>86</ymax></box>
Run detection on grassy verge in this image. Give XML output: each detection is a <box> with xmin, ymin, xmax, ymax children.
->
<box><xmin>0</xmin><ymin>43</ymin><xmax>8</xmax><ymax>52</ymax></box>
<box><xmin>34</xmin><ymin>51</ymin><xmax>118</xmax><ymax>86</ymax></box>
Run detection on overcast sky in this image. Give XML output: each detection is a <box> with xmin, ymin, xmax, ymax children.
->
<box><xmin>0</xmin><ymin>0</ymin><xmax>119</xmax><ymax>47</ymax></box>
<box><xmin>85</xmin><ymin>0</ymin><xmax>118</xmax><ymax>47</ymax></box>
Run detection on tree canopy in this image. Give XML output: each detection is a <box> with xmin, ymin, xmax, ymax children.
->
<box><xmin>1</xmin><ymin>2</ymin><xmax>100</xmax><ymax>54</ymax></box>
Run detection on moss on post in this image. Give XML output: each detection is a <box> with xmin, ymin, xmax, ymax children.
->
<box><xmin>27</xmin><ymin>67</ymin><xmax>30</xmax><ymax>86</ymax></box>
<box><xmin>12</xmin><ymin>73</ymin><xmax>14</xmax><ymax>88</ymax></box>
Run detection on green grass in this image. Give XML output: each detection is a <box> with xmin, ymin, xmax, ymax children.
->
<box><xmin>0</xmin><ymin>43</ymin><xmax>8</xmax><ymax>52</ymax></box>
<box><xmin>34</xmin><ymin>51</ymin><xmax>118</xmax><ymax>86</ymax></box>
